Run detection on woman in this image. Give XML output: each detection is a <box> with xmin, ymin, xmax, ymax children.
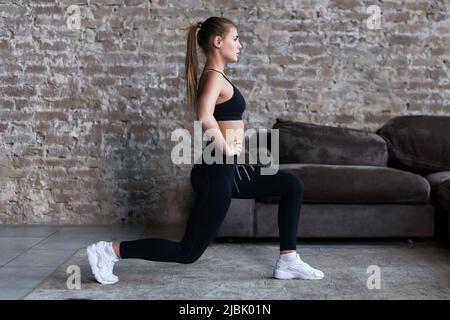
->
<box><xmin>87</xmin><ymin>16</ymin><xmax>324</xmax><ymax>285</ymax></box>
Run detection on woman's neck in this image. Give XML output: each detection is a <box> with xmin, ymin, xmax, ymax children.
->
<box><xmin>204</xmin><ymin>66</ymin><xmax>224</xmax><ymax>72</ymax></box>
<box><xmin>204</xmin><ymin>59</ymin><xmax>225</xmax><ymax>73</ymax></box>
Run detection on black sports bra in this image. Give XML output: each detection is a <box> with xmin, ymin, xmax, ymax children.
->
<box><xmin>203</xmin><ymin>68</ymin><xmax>246</xmax><ymax>121</ymax></box>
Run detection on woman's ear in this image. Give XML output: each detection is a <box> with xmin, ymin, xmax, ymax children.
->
<box><xmin>212</xmin><ymin>35</ymin><xmax>222</xmax><ymax>49</ymax></box>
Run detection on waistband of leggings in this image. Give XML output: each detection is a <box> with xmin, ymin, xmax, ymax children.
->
<box><xmin>197</xmin><ymin>153</ymin><xmax>238</xmax><ymax>164</ymax></box>
<box><xmin>201</xmin><ymin>141</ymin><xmax>238</xmax><ymax>164</ymax></box>
<box><xmin>200</xmin><ymin>152</ymin><xmax>237</xmax><ymax>165</ymax></box>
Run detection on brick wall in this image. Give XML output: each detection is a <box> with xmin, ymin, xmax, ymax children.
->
<box><xmin>0</xmin><ymin>0</ymin><xmax>449</xmax><ymax>224</ymax></box>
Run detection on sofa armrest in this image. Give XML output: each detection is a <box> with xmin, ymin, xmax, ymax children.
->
<box><xmin>424</xmin><ymin>171</ymin><xmax>450</xmax><ymax>194</ymax></box>
<box><xmin>424</xmin><ymin>171</ymin><xmax>450</xmax><ymax>241</ymax></box>
<box><xmin>438</xmin><ymin>179</ymin><xmax>450</xmax><ymax>210</ymax></box>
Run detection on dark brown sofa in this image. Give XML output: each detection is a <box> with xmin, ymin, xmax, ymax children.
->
<box><xmin>219</xmin><ymin>116</ymin><xmax>450</xmax><ymax>241</ymax></box>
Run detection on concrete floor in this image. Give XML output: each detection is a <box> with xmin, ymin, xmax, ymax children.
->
<box><xmin>0</xmin><ymin>225</ymin><xmax>449</xmax><ymax>300</ymax></box>
<box><xmin>0</xmin><ymin>224</ymin><xmax>152</xmax><ymax>299</ymax></box>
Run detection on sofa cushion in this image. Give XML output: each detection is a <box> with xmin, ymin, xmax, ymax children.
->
<box><xmin>273</xmin><ymin>118</ymin><xmax>388</xmax><ymax>166</ymax></box>
<box><xmin>438</xmin><ymin>179</ymin><xmax>450</xmax><ymax>210</ymax></box>
<box><xmin>257</xmin><ymin>163</ymin><xmax>430</xmax><ymax>204</ymax></box>
<box><xmin>377</xmin><ymin>115</ymin><xmax>450</xmax><ymax>174</ymax></box>
<box><xmin>423</xmin><ymin>172</ymin><xmax>450</xmax><ymax>240</ymax></box>
<box><xmin>254</xmin><ymin>203</ymin><xmax>435</xmax><ymax>238</ymax></box>
<box><xmin>424</xmin><ymin>171</ymin><xmax>450</xmax><ymax>194</ymax></box>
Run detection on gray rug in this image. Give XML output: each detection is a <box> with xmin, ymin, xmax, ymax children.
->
<box><xmin>24</xmin><ymin>242</ymin><xmax>450</xmax><ymax>300</ymax></box>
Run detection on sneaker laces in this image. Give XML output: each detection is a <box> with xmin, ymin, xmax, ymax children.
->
<box><xmin>289</xmin><ymin>254</ymin><xmax>318</xmax><ymax>272</ymax></box>
<box><xmin>294</xmin><ymin>254</ymin><xmax>309</xmax><ymax>267</ymax></box>
<box><xmin>98</xmin><ymin>248</ymin><xmax>116</xmax><ymax>276</ymax></box>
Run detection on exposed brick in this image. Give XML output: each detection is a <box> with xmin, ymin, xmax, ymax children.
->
<box><xmin>428</xmin><ymin>69</ymin><xmax>448</xmax><ymax>80</ymax></box>
<box><xmin>407</xmin><ymin>82</ymin><xmax>438</xmax><ymax>90</ymax></box>
<box><xmin>52</xmin><ymin>98</ymin><xmax>86</xmax><ymax>109</ymax></box>
<box><xmin>430</xmin><ymin>48</ymin><xmax>446</xmax><ymax>56</ymax></box>
<box><xmin>428</xmin><ymin>103</ymin><xmax>449</xmax><ymax>112</ymax></box>
<box><xmin>118</xmin><ymin>86</ymin><xmax>144</xmax><ymax>97</ymax></box>
<box><xmin>388</xmin><ymin>35</ymin><xmax>418</xmax><ymax>46</ymax></box>
<box><xmin>270</xmin><ymin>55</ymin><xmax>305</xmax><ymax>65</ymax></box>
<box><xmin>363</xmin><ymin>112</ymin><xmax>393</xmax><ymax>124</ymax></box>
<box><xmin>44</xmin><ymin>135</ymin><xmax>76</xmax><ymax>145</ymax></box>
<box><xmin>2</xmin><ymin>63</ymin><xmax>22</xmax><ymax>73</ymax></box>
<box><xmin>22</xmin><ymin>147</ymin><xmax>44</xmax><ymax>157</ymax></box>
<box><xmin>125</xmin><ymin>0</ymin><xmax>146</xmax><ymax>5</ymax></box>
<box><xmin>0</xmin><ymin>99</ymin><xmax>14</xmax><ymax>109</ymax></box>
<box><xmin>25</xmin><ymin>65</ymin><xmax>47</xmax><ymax>73</ymax></box>
<box><xmin>295</xmin><ymin>45</ymin><xmax>323</xmax><ymax>56</ymax></box>
<box><xmin>32</xmin><ymin>6</ymin><xmax>63</xmax><ymax>15</ymax></box>
<box><xmin>53</xmin><ymin>193</ymin><xmax>72</xmax><ymax>203</ymax></box>
<box><xmin>335</xmin><ymin>114</ymin><xmax>357</xmax><ymax>123</ymax></box>
<box><xmin>72</xmin><ymin>146</ymin><xmax>102</xmax><ymax>158</ymax></box>
<box><xmin>46</xmin><ymin>146</ymin><xmax>71</xmax><ymax>158</ymax></box>
<box><xmin>39</xmin><ymin>41</ymin><xmax>70</xmax><ymax>51</ymax></box>
<box><xmin>96</xmin><ymin>0</ymin><xmax>124</xmax><ymax>5</ymax></box>
<box><xmin>0</xmin><ymin>111</ymin><xmax>32</xmax><ymax>122</ymax></box>
<box><xmin>384</xmin><ymin>12</ymin><xmax>411</xmax><ymax>23</ymax></box>
<box><xmin>0</xmin><ymin>0</ymin><xmax>449</xmax><ymax>225</ymax></box>
<box><xmin>329</xmin><ymin>0</ymin><xmax>359</xmax><ymax>10</ymax></box>
<box><xmin>0</xmin><ymin>76</ymin><xmax>18</xmax><ymax>85</ymax></box>
<box><xmin>35</xmin><ymin>112</ymin><xmax>69</xmax><ymax>122</ymax></box>
<box><xmin>439</xmin><ymin>83</ymin><xmax>450</xmax><ymax>90</ymax></box>
<box><xmin>51</xmin><ymin>66</ymin><xmax>78</xmax><ymax>75</ymax></box>
<box><xmin>91</xmin><ymin>77</ymin><xmax>116</xmax><ymax>86</ymax></box>
<box><xmin>107</xmin><ymin>65</ymin><xmax>137</xmax><ymax>76</ymax></box>
<box><xmin>0</xmin><ymin>86</ymin><xmax>36</xmax><ymax>97</ymax></box>
<box><xmin>81</xmin><ymin>64</ymin><xmax>104</xmax><ymax>76</ymax></box>
<box><xmin>268</xmin><ymin>80</ymin><xmax>297</xmax><ymax>89</ymax></box>
<box><xmin>0</xmin><ymin>39</ymin><xmax>10</xmax><ymax>50</ymax></box>
<box><xmin>0</xmin><ymin>4</ymin><xmax>27</xmax><ymax>17</ymax></box>
<box><xmin>42</xmin><ymin>159</ymin><xmax>79</xmax><ymax>168</ymax></box>
<box><xmin>0</xmin><ymin>123</ymin><xmax>8</xmax><ymax>132</ymax></box>
<box><xmin>405</xmin><ymin>2</ymin><xmax>429</xmax><ymax>11</ymax></box>
<box><xmin>72</xmin><ymin>203</ymin><xmax>100</xmax><ymax>215</ymax></box>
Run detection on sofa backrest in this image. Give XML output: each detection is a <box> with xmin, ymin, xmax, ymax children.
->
<box><xmin>272</xmin><ymin>118</ymin><xmax>389</xmax><ymax>166</ymax></box>
<box><xmin>377</xmin><ymin>115</ymin><xmax>450</xmax><ymax>174</ymax></box>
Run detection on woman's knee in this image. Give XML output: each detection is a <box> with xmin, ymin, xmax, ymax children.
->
<box><xmin>179</xmin><ymin>247</ymin><xmax>204</xmax><ymax>264</ymax></box>
<box><xmin>179</xmin><ymin>255</ymin><xmax>200</xmax><ymax>264</ymax></box>
<box><xmin>283</xmin><ymin>173</ymin><xmax>304</xmax><ymax>196</ymax></box>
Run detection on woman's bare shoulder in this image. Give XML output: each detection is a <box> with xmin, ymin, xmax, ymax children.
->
<box><xmin>197</xmin><ymin>70</ymin><xmax>225</xmax><ymax>107</ymax></box>
<box><xmin>198</xmin><ymin>70</ymin><xmax>224</xmax><ymax>94</ymax></box>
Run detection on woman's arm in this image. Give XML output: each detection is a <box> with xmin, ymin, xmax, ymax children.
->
<box><xmin>196</xmin><ymin>72</ymin><xmax>239</xmax><ymax>156</ymax></box>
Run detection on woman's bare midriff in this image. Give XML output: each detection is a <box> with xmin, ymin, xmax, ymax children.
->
<box><xmin>217</xmin><ymin>120</ymin><xmax>244</xmax><ymax>147</ymax></box>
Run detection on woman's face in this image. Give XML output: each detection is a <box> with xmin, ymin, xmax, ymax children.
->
<box><xmin>217</xmin><ymin>25</ymin><xmax>242</xmax><ymax>63</ymax></box>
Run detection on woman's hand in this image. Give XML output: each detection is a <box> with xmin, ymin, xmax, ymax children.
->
<box><xmin>225</xmin><ymin>138</ymin><xmax>242</xmax><ymax>157</ymax></box>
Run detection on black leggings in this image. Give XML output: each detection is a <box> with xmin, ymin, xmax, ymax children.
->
<box><xmin>120</xmin><ymin>154</ymin><xmax>304</xmax><ymax>263</ymax></box>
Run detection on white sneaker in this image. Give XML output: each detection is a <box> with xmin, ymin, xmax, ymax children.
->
<box><xmin>273</xmin><ymin>253</ymin><xmax>324</xmax><ymax>280</ymax></box>
<box><xmin>87</xmin><ymin>241</ymin><xmax>119</xmax><ymax>285</ymax></box>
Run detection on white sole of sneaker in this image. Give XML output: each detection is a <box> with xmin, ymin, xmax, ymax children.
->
<box><xmin>87</xmin><ymin>244</ymin><xmax>118</xmax><ymax>285</ymax></box>
<box><xmin>273</xmin><ymin>270</ymin><xmax>324</xmax><ymax>280</ymax></box>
